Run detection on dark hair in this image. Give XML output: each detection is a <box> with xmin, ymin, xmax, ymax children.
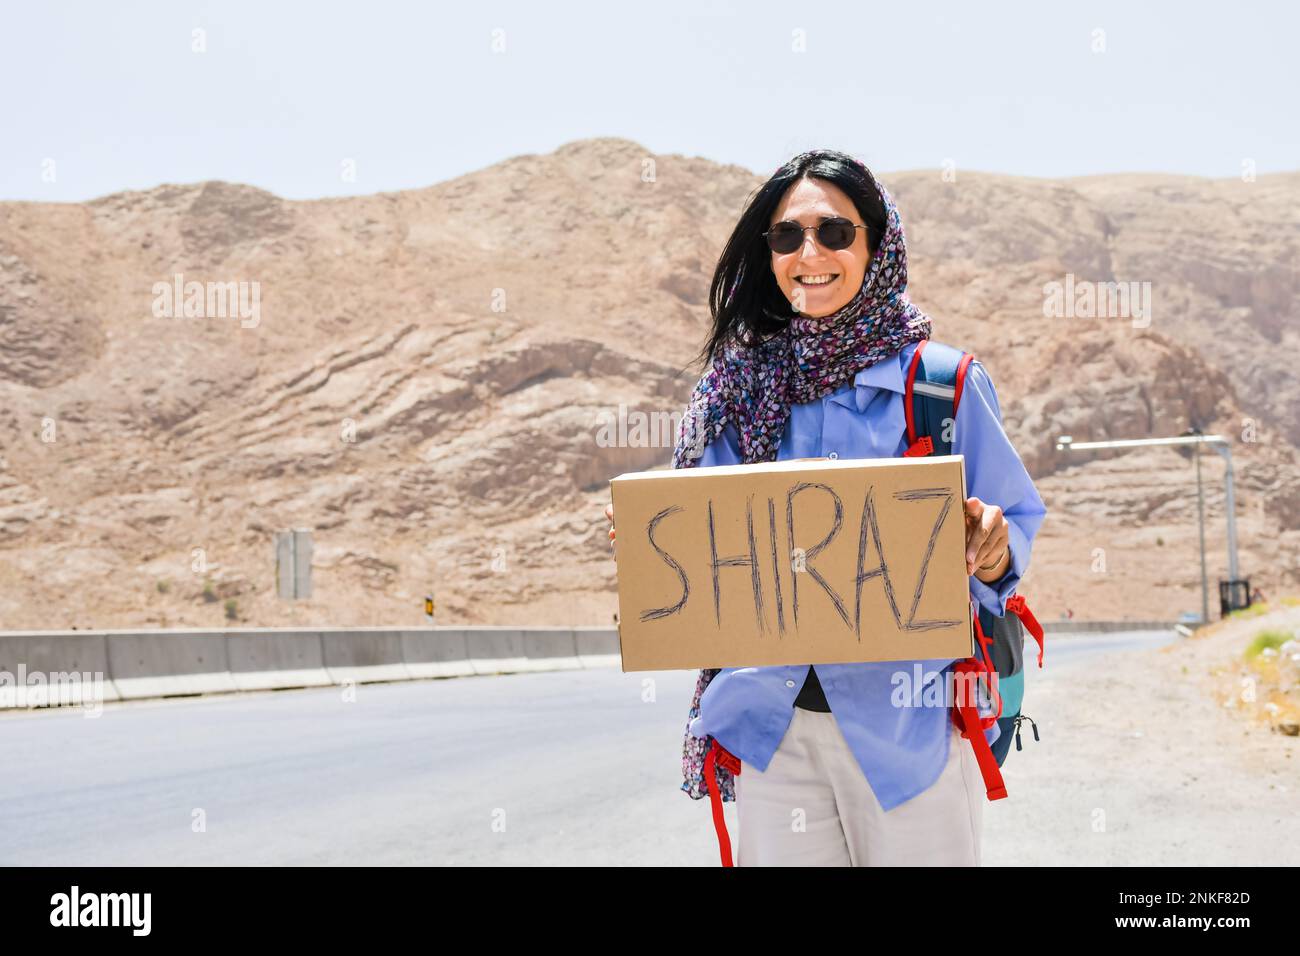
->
<box><xmin>688</xmin><ymin>150</ymin><xmax>887</xmax><ymax>374</ymax></box>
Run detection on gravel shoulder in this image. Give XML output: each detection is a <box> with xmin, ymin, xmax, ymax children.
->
<box><xmin>983</xmin><ymin>606</ymin><xmax>1300</xmax><ymax>866</ymax></box>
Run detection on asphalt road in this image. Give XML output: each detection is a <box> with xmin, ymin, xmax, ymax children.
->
<box><xmin>0</xmin><ymin>630</ymin><xmax>1176</xmax><ymax>865</ymax></box>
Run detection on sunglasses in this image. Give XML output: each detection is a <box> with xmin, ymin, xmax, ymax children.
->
<box><xmin>763</xmin><ymin>216</ymin><xmax>867</xmax><ymax>254</ymax></box>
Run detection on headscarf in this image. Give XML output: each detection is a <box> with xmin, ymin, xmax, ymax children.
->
<box><xmin>672</xmin><ymin>170</ymin><xmax>932</xmax><ymax>471</ymax></box>
<box><xmin>675</xmin><ymin>167</ymin><xmax>933</xmax><ymax>801</ymax></box>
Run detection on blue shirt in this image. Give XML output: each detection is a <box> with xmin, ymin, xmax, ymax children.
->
<box><xmin>687</xmin><ymin>339</ymin><xmax>1048</xmax><ymax>810</ymax></box>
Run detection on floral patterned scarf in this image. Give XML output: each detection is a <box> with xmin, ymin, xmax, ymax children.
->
<box><xmin>673</xmin><ymin>171</ymin><xmax>933</xmax><ymax>801</ymax></box>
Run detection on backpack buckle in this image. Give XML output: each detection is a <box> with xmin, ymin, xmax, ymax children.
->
<box><xmin>903</xmin><ymin>435</ymin><xmax>934</xmax><ymax>457</ymax></box>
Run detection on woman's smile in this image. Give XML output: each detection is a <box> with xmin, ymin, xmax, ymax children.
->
<box><xmin>795</xmin><ymin>273</ymin><xmax>839</xmax><ymax>287</ymax></box>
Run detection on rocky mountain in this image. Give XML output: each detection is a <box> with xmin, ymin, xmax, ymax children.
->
<box><xmin>0</xmin><ymin>138</ymin><xmax>1296</xmax><ymax>628</ymax></box>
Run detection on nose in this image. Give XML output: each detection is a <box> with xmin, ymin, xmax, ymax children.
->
<box><xmin>798</xmin><ymin>230</ymin><xmax>829</xmax><ymax>260</ymax></box>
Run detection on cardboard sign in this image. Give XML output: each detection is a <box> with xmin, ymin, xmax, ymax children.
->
<box><xmin>610</xmin><ymin>455</ymin><xmax>973</xmax><ymax>671</ymax></box>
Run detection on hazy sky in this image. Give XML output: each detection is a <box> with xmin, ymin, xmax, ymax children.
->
<box><xmin>3</xmin><ymin>0</ymin><xmax>1296</xmax><ymax>202</ymax></box>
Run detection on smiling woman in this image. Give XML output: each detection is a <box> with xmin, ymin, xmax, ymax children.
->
<box><xmin>605</xmin><ymin>148</ymin><xmax>1046</xmax><ymax>868</ymax></box>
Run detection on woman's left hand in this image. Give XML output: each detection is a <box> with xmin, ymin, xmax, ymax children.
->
<box><xmin>963</xmin><ymin>496</ymin><xmax>1010</xmax><ymax>578</ymax></box>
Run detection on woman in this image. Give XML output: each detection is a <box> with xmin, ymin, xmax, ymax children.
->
<box><xmin>605</xmin><ymin>149</ymin><xmax>1046</xmax><ymax>866</ymax></box>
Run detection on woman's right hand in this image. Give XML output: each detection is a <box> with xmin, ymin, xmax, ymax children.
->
<box><xmin>605</xmin><ymin>502</ymin><xmax>616</xmax><ymax>560</ymax></box>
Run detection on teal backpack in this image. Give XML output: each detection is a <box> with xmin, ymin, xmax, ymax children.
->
<box><xmin>902</xmin><ymin>340</ymin><xmax>1046</xmax><ymax>783</ymax></box>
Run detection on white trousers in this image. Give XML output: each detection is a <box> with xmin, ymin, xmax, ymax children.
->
<box><xmin>734</xmin><ymin>708</ymin><xmax>984</xmax><ymax>866</ymax></box>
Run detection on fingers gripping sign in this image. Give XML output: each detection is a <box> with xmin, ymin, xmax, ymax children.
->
<box><xmin>606</xmin><ymin>501</ymin><xmax>617</xmax><ymax>559</ymax></box>
<box><xmin>964</xmin><ymin>496</ymin><xmax>1009</xmax><ymax>578</ymax></box>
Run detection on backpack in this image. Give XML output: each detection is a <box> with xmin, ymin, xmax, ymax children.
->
<box><xmin>900</xmin><ymin>340</ymin><xmax>1045</xmax><ymax>796</ymax></box>
<box><xmin>700</xmin><ymin>339</ymin><xmax>1046</xmax><ymax>866</ymax></box>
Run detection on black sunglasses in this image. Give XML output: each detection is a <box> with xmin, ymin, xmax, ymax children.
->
<box><xmin>763</xmin><ymin>216</ymin><xmax>867</xmax><ymax>254</ymax></box>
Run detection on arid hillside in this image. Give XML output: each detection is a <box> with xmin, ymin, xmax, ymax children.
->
<box><xmin>1</xmin><ymin>138</ymin><xmax>1297</xmax><ymax>629</ymax></box>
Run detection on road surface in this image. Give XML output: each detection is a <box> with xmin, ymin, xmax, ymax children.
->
<box><xmin>0</xmin><ymin>631</ymin><xmax>1183</xmax><ymax>865</ymax></box>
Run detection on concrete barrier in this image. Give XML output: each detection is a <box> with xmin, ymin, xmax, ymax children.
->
<box><xmin>1041</xmin><ymin>621</ymin><xmax>1178</xmax><ymax>634</ymax></box>
<box><xmin>576</xmin><ymin>628</ymin><xmax>620</xmax><ymax>669</ymax></box>
<box><xmin>0</xmin><ymin>631</ymin><xmax>118</xmax><ymax>707</ymax></box>
<box><xmin>518</xmin><ymin>628</ymin><xmax>582</xmax><ymax>672</ymax></box>
<box><xmin>225</xmin><ymin>629</ymin><xmax>333</xmax><ymax>691</ymax></box>
<box><xmin>459</xmin><ymin>627</ymin><xmax>585</xmax><ymax>674</ymax></box>
<box><xmin>400</xmin><ymin>628</ymin><xmax>475</xmax><ymax>679</ymax></box>
<box><xmin>107</xmin><ymin>630</ymin><xmax>236</xmax><ymax>700</ymax></box>
<box><xmin>320</xmin><ymin>629</ymin><xmax>411</xmax><ymax>685</ymax></box>
<box><xmin>464</xmin><ymin>628</ymin><xmax>530</xmax><ymax>675</ymax></box>
<box><xmin>0</xmin><ymin>618</ymin><xmax>1204</xmax><ymax>712</ymax></box>
<box><xmin>0</xmin><ymin>624</ymin><xmax>636</xmax><ymax>710</ymax></box>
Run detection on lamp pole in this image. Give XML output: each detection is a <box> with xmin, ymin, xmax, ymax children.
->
<box><xmin>1190</xmin><ymin>430</ymin><xmax>1209</xmax><ymax>624</ymax></box>
<box><xmin>1055</xmin><ymin>432</ymin><xmax>1239</xmax><ymax>623</ymax></box>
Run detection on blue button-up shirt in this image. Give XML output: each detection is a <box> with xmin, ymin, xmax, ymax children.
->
<box><xmin>687</xmin><ymin>339</ymin><xmax>1048</xmax><ymax>810</ymax></box>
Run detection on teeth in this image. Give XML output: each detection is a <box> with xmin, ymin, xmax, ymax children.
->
<box><xmin>797</xmin><ymin>274</ymin><xmax>836</xmax><ymax>285</ymax></box>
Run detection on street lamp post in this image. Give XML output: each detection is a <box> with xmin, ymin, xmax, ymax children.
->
<box><xmin>1191</xmin><ymin>432</ymin><xmax>1209</xmax><ymax>625</ymax></box>
<box><xmin>1055</xmin><ymin>432</ymin><xmax>1241</xmax><ymax>622</ymax></box>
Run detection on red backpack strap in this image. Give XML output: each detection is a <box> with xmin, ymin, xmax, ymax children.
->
<box><xmin>703</xmin><ymin>739</ymin><xmax>742</xmax><ymax>867</ymax></box>
<box><xmin>1006</xmin><ymin>594</ymin><xmax>1045</xmax><ymax>668</ymax></box>
<box><xmin>904</xmin><ymin>341</ymin><xmax>975</xmax><ymax>457</ymax></box>
<box><xmin>952</xmin><ymin>665</ymin><xmax>1008</xmax><ymax>801</ymax></box>
<box><xmin>951</xmin><ymin>606</ymin><xmax>1008</xmax><ymax>800</ymax></box>
<box><xmin>953</xmin><ymin>351</ymin><xmax>974</xmax><ymax>413</ymax></box>
<box><xmin>903</xmin><ymin>339</ymin><xmax>927</xmax><ymax>451</ymax></box>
